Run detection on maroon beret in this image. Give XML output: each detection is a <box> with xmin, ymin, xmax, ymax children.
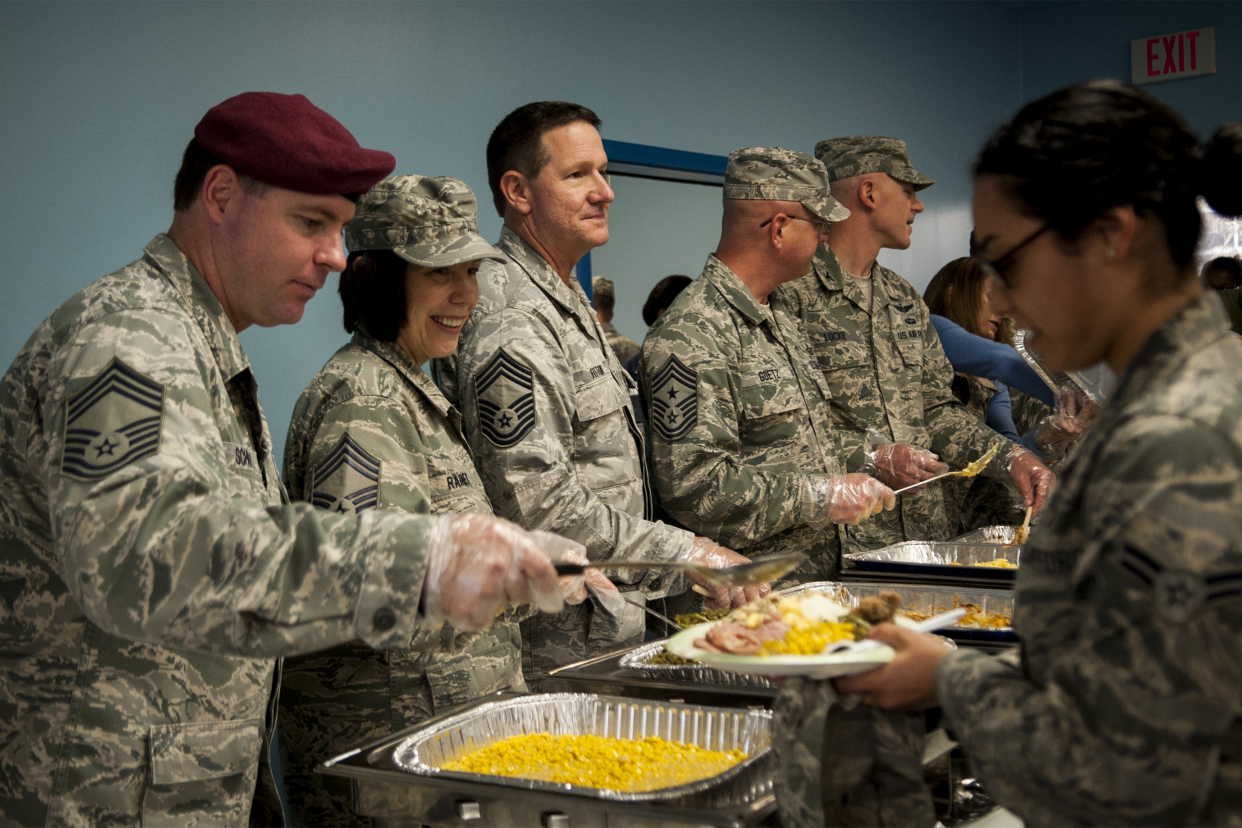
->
<box><xmin>194</xmin><ymin>92</ymin><xmax>396</xmax><ymax>196</ymax></box>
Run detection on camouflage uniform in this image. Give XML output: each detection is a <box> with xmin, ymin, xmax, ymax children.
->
<box><xmin>279</xmin><ymin>330</ymin><xmax>528</xmax><ymax>827</ymax></box>
<box><xmin>775</xmin><ymin>137</ymin><xmax>1014</xmax><ymax>555</ymax></box>
<box><xmin>945</xmin><ymin>375</ymin><xmax>1024</xmax><ymax>534</ymax></box>
<box><xmin>642</xmin><ymin>256</ymin><xmax>844</xmax><ymax>580</ymax></box>
<box><xmin>437</xmin><ymin>227</ymin><xmax>694</xmax><ymax>686</ymax></box>
<box><xmin>601</xmin><ymin>320</ymin><xmax>640</xmax><ymax>364</ymax></box>
<box><xmin>639</xmin><ymin>147</ymin><xmax>850</xmax><ymax>582</ymax></box>
<box><xmin>937</xmin><ymin>293</ymin><xmax>1242</xmax><ymax>826</ymax></box>
<box><xmin>0</xmin><ymin>235</ymin><xmax>437</xmax><ymax>827</ymax></box>
<box><xmin>772</xmin><ymin>679</ymin><xmax>936</xmax><ymax>828</ymax></box>
<box><xmin>592</xmin><ymin>277</ymin><xmax>641</xmax><ymax>364</ymax></box>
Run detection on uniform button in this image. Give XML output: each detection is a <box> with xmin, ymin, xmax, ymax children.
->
<box><xmin>372</xmin><ymin>607</ymin><xmax>397</xmax><ymax>632</ymax></box>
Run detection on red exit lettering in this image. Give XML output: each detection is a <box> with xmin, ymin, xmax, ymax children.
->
<box><xmin>1149</xmin><ymin>31</ymin><xmax>1202</xmax><ymax>76</ymax></box>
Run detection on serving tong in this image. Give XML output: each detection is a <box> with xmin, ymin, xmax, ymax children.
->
<box><xmin>552</xmin><ymin>551</ymin><xmax>806</xmax><ymax>588</ymax></box>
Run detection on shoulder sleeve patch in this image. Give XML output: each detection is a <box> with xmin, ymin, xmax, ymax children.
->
<box><xmin>650</xmin><ymin>355</ymin><xmax>697</xmax><ymax>441</ymax></box>
<box><xmin>474</xmin><ymin>348</ymin><xmax>536</xmax><ymax>447</ymax></box>
<box><xmin>310</xmin><ymin>431</ymin><xmax>380</xmax><ymax>514</ymax></box>
<box><xmin>61</xmin><ymin>358</ymin><xmax>164</xmax><ymax>482</ymax></box>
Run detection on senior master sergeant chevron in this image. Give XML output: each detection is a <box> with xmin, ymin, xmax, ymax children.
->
<box><xmin>0</xmin><ymin>93</ymin><xmax>568</xmax><ymax>827</ymax></box>
<box><xmin>774</xmin><ymin>136</ymin><xmax>1054</xmax><ymax>555</ymax></box>
<box><xmin>640</xmin><ymin>148</ymin><xmax>895</xmax><ymax>582</ymax></box>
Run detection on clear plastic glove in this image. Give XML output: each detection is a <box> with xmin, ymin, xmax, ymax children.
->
<box><xmin>686</xmin><ymin>537</ymin><xmax>768</xmax><ymax>610</ymax></box>
<box><xmin>1005</xmin><ymin>446</ymin><xmax>1055</xmax><ymax>514</ymax></box>
<box><xmin>806</xmin><ymin>473</ymin><xmax>897</xmax><ymax>528</ymax></box>
<box><xmin>864</xmin><ymin>432</ymin><xmax>946</xmax><ymax>489</ymax></box>
<box><xmin>1032</xmin><ymin>385</ymin><xmax>1097</xmax><ymax>455</ymax></box>
<box><xmin>528</xmin><ymin>530</ymin><xmax>624</xmax><ymax>614</ymax></box>
<box><xmin>421</xmin><ymin>513</ymin><xmax>562</xmax><ymax>632</ymax></box>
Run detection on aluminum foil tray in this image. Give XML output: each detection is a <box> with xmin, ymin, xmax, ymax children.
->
<box><xmin>391</xmin><ymin>693</ymin><xmax>771</xmax><ymax>803</ymax></box>
<box><xmin>780</xmin><ymin>581</ymin><xmax>1016</xmax><ymax>643</ymax></box>
<box><xmin>617</xmin><ymin>641</ymin><xmax>777</xmax><ymax>688</ymax></box>
<box><xmin>952</xmin><ymin>526</ymin><xmax>1019</xmax><ymax>545</ymax></box>
<box><xmin>843</xmin><ymin>541</ymin><xmax>1020</xmax><ymax>584</ymax></box>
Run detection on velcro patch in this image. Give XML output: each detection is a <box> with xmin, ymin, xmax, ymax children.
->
<box><xmin>475</xmin><ymin>349</ymin><xmax>536</xmax><ymax>447</ymax></box>
<box><xmin>650</xmin><ymin>355</ymin><xmax>697</xmax><ymax>441</ymax></box>
<box><xmin>311</xmin><ymin>432</ymin><xmax>380</xmax><ymax>514</ymax></box>
<box><xmin>61</xmin><ymin>359</ymin><xmax>164</xmax><ymax>482</ymax></box>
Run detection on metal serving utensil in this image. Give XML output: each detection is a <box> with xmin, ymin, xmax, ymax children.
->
<box><xmin>552</xmin><ymin>551</ymin><xmax>806</xmax><ymax>588</ymax></box>
<box><xmin>891</xmin><ymin>443</ymin><xmax>1001</xmax><ymax>496</ymax></box>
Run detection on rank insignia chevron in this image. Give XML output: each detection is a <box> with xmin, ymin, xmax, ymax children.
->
<box><xmin>475</xmin><ymin>349</ymin><xmax>536</xmax><ymax>447</ymax></box>
<box><xmin>650</xmin><ymin>355</ymin><xmax>697</xmax><ymax>441</ymax></box>
<box><xmin>61</xmin><ymin>358</ymin><xmax>164</xmax><ymax>482</ymax></box>
<box><xmin>311</xmin><ymin>432</ymin><xmax>381</xmax><ymax>514</ymax></box>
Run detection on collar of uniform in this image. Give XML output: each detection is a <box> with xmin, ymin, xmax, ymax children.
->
<box><xmin>497</xmin><ymin>225</ymin><xmax>596</xmax><ymax>325</ymax></box>
<box><xmin>143</xmin><ymin>233</ymin><xmax>251</xmax><ymax>383</ymax></box>
<box><xmin>814</xmin><ymin>246</ymin><xmax>892</xmax><ymax>311</ymax></box>
<box><xmin>352</xmin><ymin>329</ymin><xmax>453</xmax><ymax>418</ymax></box>
<box><xmin>701</xmin><ymin>254</ymin><xmax>769</xmax><ymax>326</ymax></box>
<box><xmin>1106</xmin><ymin>291</ymin><xmax>1233</xmax><ymax>413</ymax></box>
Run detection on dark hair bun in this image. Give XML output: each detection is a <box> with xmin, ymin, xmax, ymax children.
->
<box><xmin>1201</xmin><ymin>122</ymin><xmax>1242</xmax><ymax>218</ymax></box>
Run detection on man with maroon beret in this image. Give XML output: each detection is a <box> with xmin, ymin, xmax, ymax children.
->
<box><xmin>0</xmin><ymin>92</ymin><xmax>569</xmax><ymax>826</ymax></box>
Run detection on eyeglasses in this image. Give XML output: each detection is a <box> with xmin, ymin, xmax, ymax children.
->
<box><xmin>759</xmin><ymin>214</ymin><xmax>830</xmax><ymax>236</ymax></box>
<box><xmin>977</xmin><ymin>224</ymin><xmax>1050</xmax><ymax>289</ymax></box>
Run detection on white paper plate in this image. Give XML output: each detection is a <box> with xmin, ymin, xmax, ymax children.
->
<box><xmin>664</xmin><ymin>619</ymin><xmax>906</xmax><ymax>680</ymax></box>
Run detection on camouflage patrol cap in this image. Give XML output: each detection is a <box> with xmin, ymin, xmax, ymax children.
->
<box><xmin>592</xmin><ymin>276</ymin><xmax>615</xmax><ymax>300</ymax></box>
<box><xmin>813</xmin><ymin>136</ymin><xmax>934</xmax><ymax>191</ymax></box>
<box><xmin>723</xmin><ymin>147</ymin><xmax>850</xmax><ymax>222</ymax></box>
<box><xmin>344</xmin><ymin>175</ymin><xmax>504</xmax><ymax>268</ymax></box>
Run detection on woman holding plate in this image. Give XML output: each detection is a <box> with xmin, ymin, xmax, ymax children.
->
<box><xmin>836</xmin><ymin>81</ymin><xmax>1242</xmax><ymax>826</ymax></box>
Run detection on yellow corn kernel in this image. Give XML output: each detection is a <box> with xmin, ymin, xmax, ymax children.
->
<box><xmin>442</xmin><ymin>733</ymin><xmax>747</xmax><ymax>792</ymax></box>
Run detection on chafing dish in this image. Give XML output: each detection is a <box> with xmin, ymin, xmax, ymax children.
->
<box><xmin>779</xmin><ymin>581</ymin><xmax>1016</xmax><ymax>644</ymax></box>
<box><xmin>842</xmin><ymin>541</ymin><xmax>1020</xmax><ymax>586</ymax></box>
<box><xmin>319</xmin><ymin>693</ymin><xmax>778</xmax><ymax>827</ymax></box>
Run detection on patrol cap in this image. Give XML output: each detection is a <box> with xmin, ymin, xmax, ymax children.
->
<box><xmin>723</xmin><ymin>147</ymin><xmax>850</xmax><ymax>222</ymax></box>
<box><xmin>592</xmin><ymin>276</ymin><xmax>615</xmax><ymax>300</ymax></box>
<box><xmin>194</xmin><ymin>92</ymin><xmax>395</xmax><ymax>195</ymax></box>
<box><xmin>813</xmin><ymin>136</ymin><xmax>934</xmax><ymax>191</ymax></box>
<box><xmin>345</xmin><ymin>175</ymin><xmax>504</xmax><ymax>268</ymax></box>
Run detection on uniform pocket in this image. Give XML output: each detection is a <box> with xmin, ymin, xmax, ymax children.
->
<box><xmin>739</xmin><ymin>378</ymin><xmax>805</xmax><ymax>449</ymax></box>
<box><xmin>424</xmin><ymin>641</ymin><xmax>523</xmax><ymax>711</ymax></box>
<box><xmin>143</xmin><ymin>718</ymin><xmax>263</xmax><ymax>828</ymax></box>
<box><xmin>575</xmin><ymin>378</ymin><xmax>628</xmax><ymax>422</ymax></box>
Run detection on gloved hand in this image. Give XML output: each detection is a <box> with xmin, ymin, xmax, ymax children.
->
<box><xmin>686</xmin><ymin>536</ymin><xmax>767</xmax><ymax>610</ymax></box>
<box><xmin>421</xmin><ymin>513</ymin><xmax>563</xmax><ymax>631</ymax></box>
<box><xmin>806</xmin><ymin>473</ymin><xmax>897</xmax><ymax>528</ymax></box>
<box><xmin>865</xmin><ymin>443</ymin><xmax>946</xmax><ymax>489</ymax></box>
<box><xmin>529</xmin><ymin>530</ymin><xmax>623</xmax><ymax>614</ymax></box>
<box><xmin>1032</xmin><ymin>385</ymin><xmax>1097</xmax><ymax>455</ymax></box>
<box><xmin>1005</xmin><ymin>446</ymin><xmax>1055</xmax><ymax>513</ymax></box>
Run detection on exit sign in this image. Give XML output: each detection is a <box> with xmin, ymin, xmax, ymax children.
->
<box><xmin>1131</xmin><ymin>28</ymin><xmax>1216</xmax><ymax>84</ymax></box>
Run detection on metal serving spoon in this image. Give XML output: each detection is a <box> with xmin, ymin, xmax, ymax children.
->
<box><xmin>552</xmin><ymin>551</ymin><xmax>807</xmax><ymax>589</ymax></box>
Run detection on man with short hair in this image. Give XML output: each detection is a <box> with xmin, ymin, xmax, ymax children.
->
<box><xmin>641</xmin><ymin>148</ymin><xmax>894</xmax><ymax>581</ymax></box>
<box><xmin>0</xmin><ymin>92</ymin><xmax>565</xmax><ymax>826</ymax></box>
<box><xmin>440</xmin><ymin>101</ymin><xmax>756</xmax><ymax>686</ymax></box>
<box><xmin>592</xmin><ymin>276</ymin><xmax>640</xmax><ymax>363</ymax></box>
<box><xmin>776</xmin><ymin>136</ymin><xmax>1053</xmax><ymax>555</ymax></box>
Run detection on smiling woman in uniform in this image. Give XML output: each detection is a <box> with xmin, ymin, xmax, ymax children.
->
<box><xmin>276</xmin><ymin>174</ymin><xmax>611</xmax><ymax>826</ymax></box>
<box><xmin>836</xmin><ymin>81</ymin><xmax>1242</xmax><ymax>826</ymax></box>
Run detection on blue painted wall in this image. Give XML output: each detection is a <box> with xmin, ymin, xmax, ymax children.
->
<box><xmin>1</xmin><ymin>0</ymin><xmax>1029</xmax><ymax>460</ymax></box>
<box><xmin>1018</xmin><ymin>1</ymin><xmax>1240</xmax><ymax>138</ymax></box>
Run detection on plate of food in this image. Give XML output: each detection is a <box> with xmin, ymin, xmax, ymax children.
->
<box><xmin>664</xmin><ymin>591</ymin><xmax>916</xmax><ymax>679</ymax></box>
